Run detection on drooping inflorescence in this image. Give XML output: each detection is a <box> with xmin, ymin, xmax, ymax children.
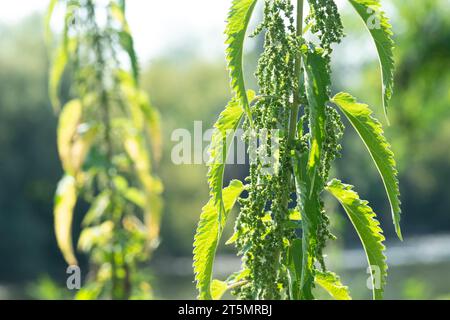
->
<box><xmin>305</xmin><ymin>0</ymin><xmax>344</xmax><ymax>52</ymax></box>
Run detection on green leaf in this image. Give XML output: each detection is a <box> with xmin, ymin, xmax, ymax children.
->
<box><xmin>118</xmin><ymin>31</ymin><xmax>139</xmax><ymax>85</ymax></box>
<box><xmin>124</xmin><ymin>188</ymin><xmax>146</xmax><ymax>208</ymax></box>
<box><xmin>294</xmin><ymin>46</ymin><xmax>331</xmax><ymax>299</ymax></box>
<box><xmin>78</xmin><ymin>221</ymin><xmax>114</xmax><ymax>252</ymax></box>
<box><xmin>118</xmin><ymin>0</ymin><xmax>126</xmax><ymax>12</ymax></box>
<box><xmin>211</xmin><ymin>280</ymin><xmax>229</xmax><ymax>300</ymax></box>
<box><xmin>117</xmin><ymin>70</ymin><xmax>162</xmax><ymax>162</ymax></box>
<box><xmin>193</xmin><ymin>180</ymin><xmax>244</xmax><ymax>300</ymax></box>
<box><xmin>75</xmin><ymin>282</ymin><xmax>102</xmax><ymax>300</ymax></box>
<box><xmin>315</xmin><ymin>271</ymin><xmax>351</xmax><ymax>300</ymax></box>
<box><xmin>71</xmin><ymin>124</ymin><xmax>99</xmax><ymax>175</ymax></box>
<box><xmin>332</xmin><ymin>92</ymin><xmax>402</xmax><ymax>239</ymax></box>
<box><xmin>287</xmin><ymin>238</ymin><xmax>303</xmax><ymax>300</ymax></box>
<box><xmin>208</xmin><ymin>93</ymin><xmax>252</xmax><ymax>211</ymax></box>
<box><xmin>111</xmin><ymin>2</ymin><xmax>139</xmax><ymax>83</ymax></box>
<box><xmin>348</xmin><ymin>0</ymin><xmax>395</xmax><ymax>121</ymax></box>
<box><xmin>292</xmin><ymin>151</ymin><xmax>323</xmax><ymax>300</ymax></box>
<box><xmin>225</xmin><ymin>0</ymin><xmax>258</xmax><ymax>125</ymax></box>
<box><xmin>54</xmin><ymin>175</ymin><xmax>78</xmax><ymax>265</ymax></box>
<box><xmin>139</xmin><ymin>91</ymin><xmax>162</xmax><ymax>163</ymax></box>
<box><xmin>49</xmin><ymin>38</ymin><xmax>76</xmax><ymax>112</ymax></box>
<box><xmin>326</xmin><ymin>179</ymin><xmax>387</xmax><ymax>300</ymax></box>
<box><xmin>124</xmin><ymin>129</ymin><xmax>154</xmax><ymax>194</ymax></box>
<box><xmin>303</xmin><ymin>45</ymin><xmax>330</xmax><ymax>171</ymax></box>
<box><xmin>82</xmin><ymin>192</ymin><xmax>110</xmax><ymax>227</ymax></box>
<box><xmin>45</xmin><ymin>0</ymin><xmax>58</xmax><ymax>46</ymax></box>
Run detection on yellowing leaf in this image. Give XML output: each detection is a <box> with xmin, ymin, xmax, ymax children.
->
<box><xmin>57</xmin><ymin>100</ymin><xmax>98</xmax><ymax>177</ymax></box>
<box><xmin>57</xmin><ymin>100</ymin><xmax>82</xmax><ymax>174</ymax></box>
<box><xmin>139</xmin><ymin>91</ymin><xmax>162</xmax><ymax>164</ymax></box>
<box><xmin>49</xmin><ymin>38</ymin><xmax>76</xmax><ymax>111</ymax></box>
<box><xmin>111</xmin><ymin>3</ymin><xmax>139</xmax><ymax>83</ymax></box>
<box><xmin>78</xmin><ymin>221</ymin><xmax>114</xmax><ymax>252</ymax></box>
<box><xmin>82</xmin><ymin>192</ymin><xmax>110</xmax><ymax>227</ymax></box>
<box><xmin>70</xmin><ymin>124</ymin><xmax>98</xmax><ymax>174</ymax></box>
<box><xmin>54</xmin><ymin>175</ymin><xmax>78</xmax><ymax>265</ymax></box>
<box><xmin>118</xmin><ymin>70</ymin><xmax>162</xmax><ymax>163</ymax></box>
<box><xmin>144</xmin><ymin>193</ymin><xmax>163</xmax><ymax>246</ymax></box>
<box><xmin>45</xmin><ymin>0</ymin><xmax>58</xmax><ymax>46</ymax></box>
<box><xmin>124</xmin><ymin>130</ymin><xmax>153</xmax><ymax>192</ymax></box>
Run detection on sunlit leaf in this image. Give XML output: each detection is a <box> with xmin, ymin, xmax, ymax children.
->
<box><xmin>326</xmin><ymin>179</ymin><xmax>387</xmax><ymax>300</ymax></box>
<box><xmin>207</xmin><ymin>93</ymin><xmax>251</xmax><ymax>212</ymax></box>
<box><xmin>303</xmin><ymin>45</ymin><xmax>330</xmax><ymax>171</ymax></box>
<box><xmin>348</xmin><ymin>0</ymin><xmax>395</xmax><ymax>121</ymax></box>
<box><xmin>57</xmin><ymin>100</ymin><xmax>82</xmax><ymax>174</ymax></box>
<box><xmin>332</xmin><ymin>92</ymin><xmax>402</xmax><ymax>239</ymax></box>
<box><xmin>82</xmin><ymin>191</ymin><xmax>110</xmax><ymax>227</ymax></box>
<box><xmin>117</xmin><ymin>70</ymin><xmax>162</xmax><ymax>163</ymax></box>
<box><xmin>315</xmin><ymin>271</ymin><xmax>351</xmax><ymax>300</ymax></box>
<box><xmin>292</xmin><ymin>151</ymin><xmax>323</xmax><ymax>300</ymax></box>
<box><xmin>124</xmin><ymin>130</ymin><xmax>154</xmax><ymax>193</ymax></box>
<box><xmin>287</xmin><ymin>238</ymin><xmax>303</xmax><ymax>300</ymax></box>
<box><xmin>49</xmin><ymin>38</ymin><xmax>76</xmax><ymax>112</ymax></box>
<box><xmin>78</xmin><ymin>221</ymin><xmax>114</xmax><ymax>252</ymax></box>
<box><xmin>54</xmin><ymin>175</ymin><xmax>78</xmax><ymax>265</ymax></box>
<box><xmin>124</xmin><ymin>188</ymin><xmax>146</xmax><ymax>208</ymax></box>
<box><xmin>193</xmin><ymin>180</ymin><xmax>244</xmax><ymax>300</ymax></box>
<box><xmin>57</xmin><ymin>100</ymin><xmax>98</xmax><ymax>177</ymax></box>
<box><xmin>111</xmin><ymin>2</ymin><xmax>139</xmax><ymax>83</ymax></box>
<box><xmin>139</xmin><ymin>91</ymin><xmax>162</xmax><ymax>163</ymax></box>
<box><xmin>211</xmin><ymin>280</ymin><xmax>229</xmax><ymax>300</ymax></box>
<box><xmin>75</xmin><ymin>283</ymin><xmax>103</xmax><ymax>300</ymax></box>
<box><xmin>225</xmin><ymin>0</ymin><xmax>258</xmax><ymax>124</ymax></box>
<box><xmin>71</xmin><ymin>123</ymin><xmax>99</xmax><ymax>174</ymax></box>
<box><xmin>144</xmin><ymin>193</ymin><xmax>163</xmax><ymax>245</ymax></box>
<box><xmin>45</xmin><ymin>0</ymin><xmax>58</xmax><ymax>46</ymax></box>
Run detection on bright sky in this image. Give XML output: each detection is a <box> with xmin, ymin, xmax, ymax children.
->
<box><xmin>0</xmin><ymin>0</ymin><xmax>231</xmax><ymax>61</ymax></box>
<box><xmin>0</xmin><ymin>0</ymin><xmax>375</xmax><ymax>67</ymax></box>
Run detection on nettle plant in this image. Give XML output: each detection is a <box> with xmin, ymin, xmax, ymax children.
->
<box><xmin>47</xmin><ymin>0</ymin><xmax>162</xmax><ymax>299</ymax></box>
<box><xmin>194</xmin><ymin>0</ymin><xmax>401</xmax><ymax>300</ymax></box>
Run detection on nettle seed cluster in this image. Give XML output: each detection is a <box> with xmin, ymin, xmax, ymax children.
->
<box><xmin>236</xmin><ymin>1</ymin><xmax>298</xmax><ymax>299</ymax></box>
<box><xmin>195</xmin><ymin>0</ymin><xmax>400</xmax><ymax>301</ymax></box>
<box><xmin>235</xmin><ymin>0</ymin><xmax>344</xmax><ymax>300</ymax></box>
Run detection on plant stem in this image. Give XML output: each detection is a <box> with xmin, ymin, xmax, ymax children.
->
<box><xmin>285</xmin><ymin>0</ymin><xmax>304</xmax><ymax>301</ymax></box>
<box><xmin>88</xmin><ymin>1</ymin><xmax>126</xmax><ymax>299</ymax></box>
<box><xmin>227</xmin><ymin>280</ymin><xmax>248</xmax><ymax>291</ymax></box>
<box><xmin>288</xmin><ymin>0</ymin><xmax>304</xmax><ymax>145</ymax></box>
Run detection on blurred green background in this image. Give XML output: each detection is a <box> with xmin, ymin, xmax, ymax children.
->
<box><xmin>0</xmin><ymin>0</ymin><xmax>449</xmax><ymax>300</ymax></box>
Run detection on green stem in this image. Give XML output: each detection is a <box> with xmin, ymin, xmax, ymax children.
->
<box><xmin>288</xmin><ymin>0</ymin><xmax>304</xmax><ymax>145</ymax></box>
<box><xmin>286</xmin><ymin>0</ymin><xmax>304</xmax><ymax>301</ymax></box>
<box><xmin>88</xmin><ymin>1</ymin><xmax>126</xmax><ymax>300</ymax></box>
<box><xmin>227</xmin><ymin>280</ymin><xmax>248</xmax><ymax>291</ymax></box>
